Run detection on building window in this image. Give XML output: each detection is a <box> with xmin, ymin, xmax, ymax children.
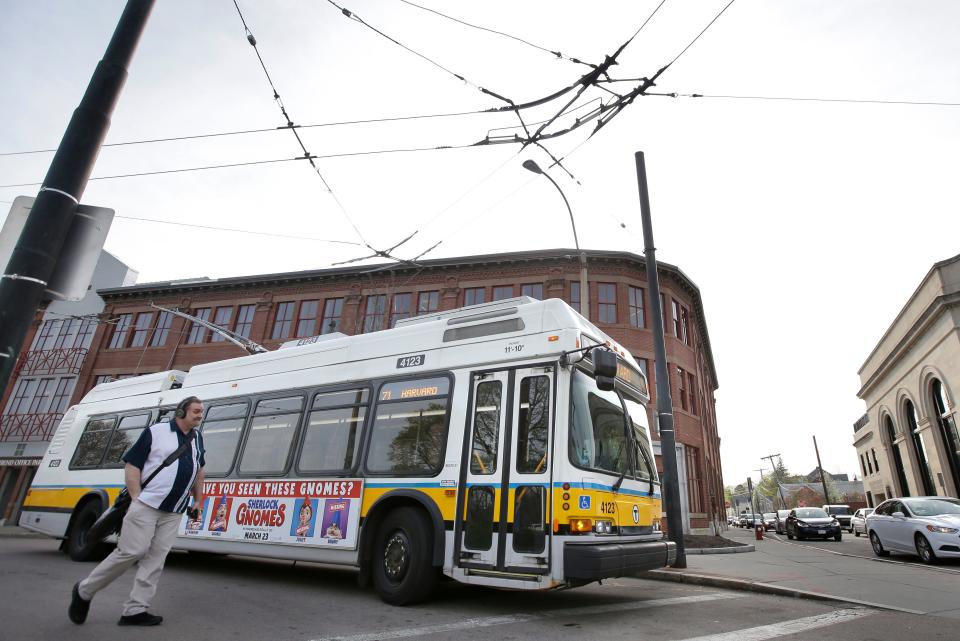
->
<box><xmin>687</xmin><ymin>372</ymin><xmax>697</xmax><ymax>414</ymax></box>
<box><xmin>570</xmin><ymin>281</ymin><xmax>581</xmax><ymax>314</ymax></box>
<box><xmin>860</xmin><ymin>454</ymin><xmax>868</xmax><ymax>477</ymax></box>
<box><xmin>672</xmin><ymin>299</ymin><xmax>682</xmax><ymax>338</ymax></box>
<box><xmin>463</xmin><ymin>287</ymin><xmax>485</xmax><ymax>307</ymax></box>
<box><xmin>4</xmin><ymin>378</ymin><xmax>36</xmax><ymax>414</ymax></box>
<box><xmin>681</xmin><ymin>305</ymin><xmax>692</xmax><ymax>346</ymax></box>
<box><xmin>235</xmin><ymin>305</ymin><xmax>256</xmax><ymax>338</ymax></box>
<box><xmin>677</xmin><ymin>366</ymin><xmax>688</xmax><ymax>411</ymax></box>
<box><xmin>211</xmin><ymin>306</ymin><xmax>234</xmax><ymax>342</ymax></box>
<box><xmin>685</xmin><ymin>447</ymin><xmax>704</xmax><ymax>513</ymax></box>
<box><xmin>321</xmin><ymin>298</ymin><xmax>343</xmax><ymax>334</ymax></box>
<box><xmin>150</xmin><ymin>311</ymin><xmax>172</xmax><ymax>347</ymax></box>
<box><xmin>492</xmin><ymin>286</ymin><xmax>513</xmax><ymax>301</ymax></box>
<box><xmin>296</xmin><ymin>300</ymin><xmax>319</xmax><ymax>337</ymax></box>
<box><xmin>871</xmin><ymin>448</ymin><xmax>879</xmax><ymax>475</ymax></box>
<box><xmin>31</xmin><ymin>320</ymin><xmax>58</xmax><ymax>351</ymax></box>
<box><xmin>392</xmin><ymin>293</ymin><xmax>412</xmax><ymax>327</ymax></box>
<box><xmin>73</xmin><ymin>319</ymin><xmax>96</xmax><ymax>349</ymax></box>
<box><xmin>271</xmin><ymin>302</ymin><xmax>295</xmax><ymax>340</ymax></box>
<box><xmin>628</xmin><ymin>286</ymin><xmax>645</xmax><ymax>328</ymax></box>
<box><xmin>597</xmin><ymin>283</ymin><xmax>617</xmax><ymax>323</ymax></box>
<box><xmin>417</xmin><ymin>291</ymin><xmax>439</xmax><ymax>315</ymax></box>
<box><xmin>521</xmin><ymin>283</ymin><xmax>543</xmax><ymax>300</ymax></box>
<box><xmin>905</xmin><ymin>399</ymin><xmax>936</xmax><ymax>495</ymax></box>
<box><xmin>661</xmin><ymin>294</ymin><xmax>668</xmax><ymax>334</ymax></box>
<box><xmin>129</xmin><ymin>312</ymin><xmax>153</xmax><ymax>348</ymax></box>
<box><xmin>931</xmin><ymin>379</ymin><xmax>960</xmax><ymax>494</ymax></box>
<box><xmin>108</xmin><ymin>314</ymin><xmax>133</xmax><ymax>349</ymax></box>
<box><xmin>52</xmin><ymin>319</ymin><xmax>79</xmax><ymax>350</ymax></box>
<box><xmin>188</xmin><ymin>308</ymin><xmax>212</xmax><ymax>344</ymax></box>
<box><xmin>363</xmin><ymin>295</ymin><xmax>387</xmax><ymax>333</ymax></box>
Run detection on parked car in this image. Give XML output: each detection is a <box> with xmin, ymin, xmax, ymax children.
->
<box><xmin>762</xmin><ymin>512</ymin><xmax>778</xmax><ymax>531</ymax></box>
<box><xmin>866</xmin><ymin>497</ymin><xmax>960</xmax><ymax>564</ymax></box>
<box><xmin>851</xmin><ymin>507</ymin><xmax>874</xmax><ymax>537</ymax></box>
<box><xmin>822</xmin><ymin>504</ymin><xmax>854</xmax><ymax>531</ymax></box>
<box><xmin>774</xmin><ymin>509</ymin><xmax>791</xmax><ymax>534</ymax></box>
<box><xmin>786</xmin><ymin>507</ymin><xmax>842</xmax><ymax>541</ymax></box>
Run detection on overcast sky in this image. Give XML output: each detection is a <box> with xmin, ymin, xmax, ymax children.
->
<box><xmin>2</xmin><ymin>1</ymin><xmax>959</xmax><ymax>488</ymax></box>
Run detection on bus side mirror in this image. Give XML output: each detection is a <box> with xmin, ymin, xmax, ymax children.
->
<box><xmin>594</xmin><ymin>349</ymin><xmax>618</xmax><ymax>391</ymax></box>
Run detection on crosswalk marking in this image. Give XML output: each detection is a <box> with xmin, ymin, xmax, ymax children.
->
<box><xmin>307</xmin><ymin>592</ymin><xmax>745</xmax><ymax>641</ymax></box>
<box><xmin>676</xmin><ymin>607</ymin><xmax>873</xmax><ymax>641</ymax></box>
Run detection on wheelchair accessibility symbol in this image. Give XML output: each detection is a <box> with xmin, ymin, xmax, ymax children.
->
<box><xmin>579</xmin><ymin>495</ymin><xmax>591</xmax><ymax>510</ymax></box>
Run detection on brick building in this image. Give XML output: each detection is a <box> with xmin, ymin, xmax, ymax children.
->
<box><xmin>18</xmin><ymin>248</ymin><xmax>725</xmax><ymax>533</ymax></box>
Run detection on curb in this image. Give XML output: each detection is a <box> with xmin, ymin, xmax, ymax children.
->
<box><xmin>686</xmin><ymin>544</ymin><xmax>754</xmax><ymax>554</ymax></box>
<box><xmin>645</xmin><ymin>569</ymin><xmax>926</xmax><ymax>615</ymax></box>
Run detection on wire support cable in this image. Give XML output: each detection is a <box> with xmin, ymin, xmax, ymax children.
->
<box><xmin>114</xmin><ymin>215</ymin><xmax>362</xmax><ymax>246</ymax></box>
<box><xmin>653</xmin><ymin>93</ymin><xmax>960</xmax><ymax>107</ymax></box>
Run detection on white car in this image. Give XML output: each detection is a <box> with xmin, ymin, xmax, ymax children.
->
<box><xmin>866</xmin><ymin>497</ymin><xmax>960</xmax><ymax>564</ymax></box>
<box><xmin>851</xmin><ymin>507</ymin><xmax>874</xmax><ymax>537</ymax></box>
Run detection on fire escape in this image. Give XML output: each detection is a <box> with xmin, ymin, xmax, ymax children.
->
<box><xmin>0</xmin><ymin>347</ymin><xmax>86</xmax><ymax>442</ymax></box>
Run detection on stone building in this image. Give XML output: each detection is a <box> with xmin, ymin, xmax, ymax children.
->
<box><xmin>37</xmin><ymin>248</ymin><xmax>725</xmax><ymax>533</ymax></box>
<box><xmin>854</xmin><ymin>253</ymin><xmax>960</xmax><ymax>506</ymax></box>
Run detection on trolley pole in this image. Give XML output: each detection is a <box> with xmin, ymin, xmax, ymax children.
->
<box><xmin>0</xmin><ymin>0</ymin><xmax>155</xmax><ymax>398</ymax></box>
<box><xmin>634</xmin><ymin>151</ymin><xmax>685</xmax><ymax>568</ymax></box>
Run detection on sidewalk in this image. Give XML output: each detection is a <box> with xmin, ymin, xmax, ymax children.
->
<box><xmin>647</xmin><ymin>526</ymin><xmax>960</xmax><ymax>618</ymax></box>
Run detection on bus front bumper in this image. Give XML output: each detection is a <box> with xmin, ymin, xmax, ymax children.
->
<box><xmin>563</xmin><ymin>538</ymin><xmax>677</xmax><ymax>580</ymax></box>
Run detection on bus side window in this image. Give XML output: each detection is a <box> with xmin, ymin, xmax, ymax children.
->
<box><xmin>516</xmin><ymin>376</ymin><xmax>550</xmax><ymax>474</ymax></box>
<box><xmin>470</xmin><ymin>380</ymin><xmax>502</xmax><ymax>475</ymax></box>
<box><xmin>101</xmin><ymin>413</ymin><xmax>151</xmax><ymax>467</ymax></box>
<box><xmin>70</xmin><ymin>417</ymin><xmax>117</xmax><ymax>468</ymax></box>
<box><xmin>299</xmin><ymin>388</ymin><xmax>370</xmax><ymax>474</ymax></box>
<box><xmin>239</xmin><ymin>396</ymin><xmax>304</xmax><ymax>475</ymax></box>
<box><xmin>366</xmin><ymin>378</ymin><xmax>451</xmax><ymax>476</ymax></box>
<box><xmin>201</xmin><ymin>402</ymin><xmax>249</xmax><ymax>477</ymax></box>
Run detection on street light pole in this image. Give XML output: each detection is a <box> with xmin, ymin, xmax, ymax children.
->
<box><xmin>522</xmin><ymin>160</ymin><xmax>589</xmax><ymax>319</ymax></box>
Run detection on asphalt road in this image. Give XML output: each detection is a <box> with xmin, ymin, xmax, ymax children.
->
<box><xmin>1</xmin><ymin>535</ymin><xmax>957</xmax><ymax>641</ymax></box>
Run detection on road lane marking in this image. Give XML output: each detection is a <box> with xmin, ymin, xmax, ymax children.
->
<box><xmin>675</xmin><ymin>607</ymin><xmax>873</xmax><ymax>641</ymax></box>
<box><xmin>307</xmin><ymin>592</ymin><xmax>745</xmax><ymax>641</ymax></box>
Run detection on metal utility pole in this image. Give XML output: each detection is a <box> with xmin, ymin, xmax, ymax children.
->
<box><xmin>746</xmin><ymin>477</ymin><xmax>756</xmax><ymax>523</ymax></box>
<box><xmin>634</xmin><ymin>151</ymin><xmax>685</xmax><ymax>568</ymax></box>
<box><xmin>0</xmin><ymin>0</ymin><xmax>155</xmax><ymax>398</ymax></box>
<box><xmin>813</xmin><ymin>435</ymin><xmax>831</xmax><ymax>504</ymax></box>
<box><xmin>762</xmin><ymin>453</ymin><xmax>788</xmax><ymax>509</ymax></box>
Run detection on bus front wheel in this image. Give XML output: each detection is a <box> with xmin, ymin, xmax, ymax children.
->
<box><xmin>371</xmin><ymin>507</ymin><xmax>438</xmax><ymax>605</ymax></box>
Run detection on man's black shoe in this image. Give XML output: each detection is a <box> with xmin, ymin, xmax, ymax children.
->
<box><xmin>68</xmin><ymin>582</ymin><xmax>91</xmax><ymax>624</ymax></box>
<box><xmin>118</xmin><ymin>612</ymin><xmax>163</xmax><ymax>626</ymax></box>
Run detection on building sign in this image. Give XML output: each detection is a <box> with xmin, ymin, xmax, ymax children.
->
<box><xmin>853</xmin><ymin>414</ymin><xmax>869</xmax><ymax>431</ymax></box>
<box><xmin>181</xmin><ymin>479</ymin><xmax>363</xmax><ymax>549</ymax></box>
<box><xmin>0</xmin><ymin>457</ymin><xmax>42</xmax><ymax>468</ymax></box>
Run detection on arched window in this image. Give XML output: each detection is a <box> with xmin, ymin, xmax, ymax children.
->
<box><xmin>931</xmin><ymin>379</ymin><xmax>960</xmax><ymax>495</ymax></box>
<box><xmin>885</xmin><ymin>416</ymin><xmax>909</xmax><ymax>497</ymax></box>
<box><xmin>904</xmin><ymin>399</ymin><xmax>936</xmax><ymax>495</ymax></box>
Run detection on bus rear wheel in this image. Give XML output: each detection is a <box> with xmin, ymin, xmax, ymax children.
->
<box><xmin>67</xmin><ymin>502</ymin><xmax>111</xmax><ymax>562</ymax></box>
<box><xmin>371</xmin><ymin>507</ymin><xmax>438</xmax><ymax>606</ymax></box>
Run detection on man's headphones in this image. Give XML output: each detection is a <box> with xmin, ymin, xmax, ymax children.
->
<box><xmin>175</xmin><ymin>396</ymin><xmax>201</xmax><ymax>419</ymax></box>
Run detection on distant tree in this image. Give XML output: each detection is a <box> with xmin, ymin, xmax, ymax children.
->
<box><xmin>757</xmin><ymin>458</ymin><xmax>802</xmax><ymax>508</ymax></box>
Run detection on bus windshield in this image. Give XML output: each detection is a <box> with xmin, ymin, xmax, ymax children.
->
<box><xmin>569</xmin><ymin>369</ymin><xmax>657</xmax><ymax>481</ymax></box>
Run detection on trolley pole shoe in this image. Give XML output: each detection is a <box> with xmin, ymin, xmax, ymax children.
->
<box><xmin>118</xmin><ymin>612</ymin><xmax>163</xmax><ymax>626</ymax></box>
<box><xmin>68</xmin><ymin>582</ymin><xmax>91</xmax><ymax>624</ymax></box>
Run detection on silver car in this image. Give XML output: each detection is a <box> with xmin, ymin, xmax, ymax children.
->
<box><xmin>866</xmin><ymin>497</ymin><xmax>960</xmax><ymax>564</ymax></box>
<box><xmin>774</xmin><ymin>509</ymin><xmax>791</xmax><ymax>535</ymax></box>
<box><xmin>851</xmin><ymin>507</ymin><xmax>874</xmax><ymax>537</ymax></box>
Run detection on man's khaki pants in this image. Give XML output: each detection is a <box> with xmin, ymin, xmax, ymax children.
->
<box><xmin>78</xmin><ymin>499</ymin><xmax>182</xmax><ymax>616</ymax></box>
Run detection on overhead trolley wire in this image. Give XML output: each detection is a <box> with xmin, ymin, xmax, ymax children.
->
<box><xmin>231</xmin><ymin>0</ymin><xmax>369</xmax><ymax>246</ymax></box>
<box><xmin>113</xmin><ymin>215</ymin><xmax>362</xmax><ymax>246</ymax></box>
<box><xmin>397</xmin><ymin>0</ymin><xmax>596</xmax><ymax>68</ymax></box>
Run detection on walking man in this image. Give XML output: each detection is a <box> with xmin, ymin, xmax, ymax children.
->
<box><xmin>69</xmin><ymin>396</ymin><xmax>206</xmax><ymax>626</ymax></box>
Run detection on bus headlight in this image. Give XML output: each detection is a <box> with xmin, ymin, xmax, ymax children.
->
<box><xmin>594</xmin><ymin>520</ymin><xmax>613</xmax><ymax>534</ymax></box>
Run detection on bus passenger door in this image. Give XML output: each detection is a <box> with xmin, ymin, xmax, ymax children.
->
<box><xmin>457</xmin><ymin>367</ymin><xmax>554</xmax><ymax>575</ymax></box>
<box><xmin>503</xmin><ymin>367</ymin><xmax>554</xmax><ymax>573</ymax></box>
<box><xmin>458</xmin><ymin>371</ymin><xmax>510</xmax><ymax>569</ymax></box>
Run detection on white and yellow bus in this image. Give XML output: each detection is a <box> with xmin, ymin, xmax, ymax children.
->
<box><xmin>20</xmin><ymin>296</ymin><xmax>675</xmax><ymax>604</ymax></box>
